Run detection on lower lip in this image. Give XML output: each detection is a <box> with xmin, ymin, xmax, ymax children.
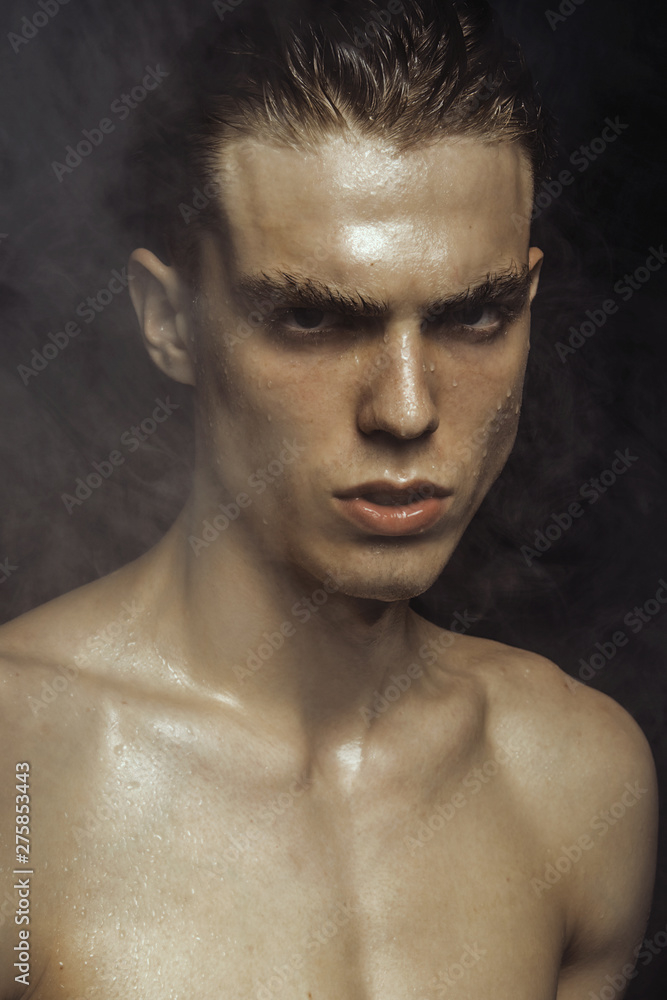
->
<box><xmin>335</xmin><ymin>497</ymin><xmax>450</xmax><ymax>536</ymax></box>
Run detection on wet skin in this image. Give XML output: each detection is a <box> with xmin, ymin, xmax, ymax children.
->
<box><xmin>0</xmin><ymin>134</ymin><xmax>657</xmax><ymax>999</ymax></box>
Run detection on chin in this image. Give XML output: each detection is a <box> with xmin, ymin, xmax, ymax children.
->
<box><xmin>325</xmin><ymin>553</ymin><xmax>449</xmax><ymax>604</ymax></box>
<box><xmin>344</xmin><ymin>580</ymin><xmax>433</xmax><ymax>603</ymax></box>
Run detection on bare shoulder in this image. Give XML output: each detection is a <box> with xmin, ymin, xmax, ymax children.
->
<box><xmin>0</xmin><ymin>559</ymin><xmax>147</xmax><ymax>671</ymax></box>
<box><xmin>0</xmin><ymin>562</ymin><xmax>150</xmax><ymax>745</ymax></box>
<box><xmin>423</xmin><ymin>624</ymin><xmax>657</xmax><ymax>848</ymax></box>
<box><xmin>0</xmin><ymin>571</ymin><xmax>148</xmax><ymax>992</ymax></box>
<box><xmin>435</xmin><ymin>628</ymin><xmax>656</xmax><ymax>792</ymax></box>
<box><xmin>497</xmin><ymin>640</ymin><xmax>655</xmax><ymax>803</ymax></box>
<box><xmin>0</xmin><ymin>559</ymin><xmax>146</xmax><ymax>661</ymax></box>
<box><xmin>434</xmin><ymin>628</ymin><xmax>657</xmax><ymax>972</ymax></box>
<box><xmin>0</xmin><ymin>562</ymin><xmax>151</xmax><ymax>845</ymax></box>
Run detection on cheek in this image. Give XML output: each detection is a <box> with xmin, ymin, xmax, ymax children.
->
<box><xmin>234</xmin><ymin>348</ymin><xmax>350</xmax><ymax>438</ymax></box>
<box><xmin>443</xmin><ymin>342</ymin><xmax>526</xmax><ymax>421</ymax></box>
<box><xmin>440</xmin><ymin>338</ymin><xmax>528</xmax><ymax>484</ymax></box>
<box><xmin>193</xmin><ymin>327</ymin><xmax>342</xmax><ymax>492</ymax></box>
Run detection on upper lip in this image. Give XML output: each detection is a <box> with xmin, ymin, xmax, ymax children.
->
<box><xmin>335</xmin><ymin>480</ymin><xmax>452</xmax><ymax>502</ymax></box>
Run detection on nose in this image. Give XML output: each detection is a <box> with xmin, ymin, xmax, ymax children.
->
<box><xmin>357</xmin><ymin>326</ymin><xmax>439</xmax><ymax>440</ymax></box>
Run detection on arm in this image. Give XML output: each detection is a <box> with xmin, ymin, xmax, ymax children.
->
<box><xmin>555</xmin><ymin>693</ymin><xmax>658</xmax><ymax>999</ymax></box>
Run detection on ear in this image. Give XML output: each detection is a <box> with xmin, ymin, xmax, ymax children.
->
<box><xmin>528</xmin><ymin>246</ymin><xmax>544</xmax><ymax>304</ymax></box>
<box><xmin>128</xmin><ymin>248</ymin><xmax>196</xmax><ymax>386</ymax></box>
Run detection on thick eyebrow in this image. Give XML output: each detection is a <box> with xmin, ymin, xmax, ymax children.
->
<box><xmin>234</xmin><ymin>272</ymin><xmax>388</xmax><ymax>317</ymax></box>
<box><xmin>233</xmin><ymin>265</ymin><xmax>531</xmax><ymax>320</ymax></box>
<box><xmin>423</xmin><ymin>265</ymin><xmax>532</xmax><ymax>320</ymax></box>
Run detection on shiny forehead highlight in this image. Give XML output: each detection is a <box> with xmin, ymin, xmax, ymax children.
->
<box><xmin>121</xmin><ymin>0</ymin><xmax>554</xmax><ymax>284</ymax></box>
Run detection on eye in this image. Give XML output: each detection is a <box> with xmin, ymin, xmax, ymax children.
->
<box><xmin>455</xmin><ymin>304</ymin><xmax>486</xmax><ymax>325</ymax></box>
<box><xmin>451</xmin><ymin>303</ymin><xmax>506</xmax><ymax>333</ymax></box>
<box><xmin>282</xmin><ymin>309</ymin><xmax>332</xmax><ymax>330</ymax></box>
<box><xmin>422</xmin><ymin>300</ymin><xmax>518</xmax><ymax>343</ymax></box>
<box><xmin>267</xmin><ymin>306</ymin><xmax>353</xmax><ymax>341</ymax></box>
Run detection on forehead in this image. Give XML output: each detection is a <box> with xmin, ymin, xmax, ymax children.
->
<box><xmin>209</xmin><ymin>134</ymin><xmax>534</xmax><ymax>294</ymax></box>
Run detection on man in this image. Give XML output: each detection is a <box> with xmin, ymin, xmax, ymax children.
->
<box><xmin>0</xmin><ymin>1</ymin><xmax>657</xmax><ymax>997</ymax></box>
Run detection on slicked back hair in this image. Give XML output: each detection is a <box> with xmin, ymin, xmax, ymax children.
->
<box><xmin>123</xmin><ymin>0</ymin><xmax>554</xmax><ymax>283</ymax></box>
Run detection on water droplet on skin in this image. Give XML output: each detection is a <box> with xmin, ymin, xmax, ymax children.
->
<box><xmin>506</xmin><ymin>389</ymin><xmax>512</xmax><ymax>398</ymax></box>
<box><xmin>497</xmin><ymin>402</ymin><xmax>502</xmax><ymax>411</ymax></box>
<box><xmin>515</xmin><ymin>405</ymin><xmax>520</xmax><ymax>414</ymax></box>
<box><xmin>482</xmin><ymin>449</ymin><xmax>488</xmax><ymax>458</ymax></box>
<box><xmin>267</xmin><ymin>381</ymin><xmax>273</xmax><ymax>388</ymax></box>
<box><xmin>267</xmin><ymin>414</ymin><xmax>272</xmax><ymax>423</ymax></box>
<box><xmin>452</xmin><ymin>380</ymin><xmax>458</xmax><ymax>388</ymax></box>
<box><xmin>429</xmin><ymin>363</ymin><xmax>435</xmax><ymax>372</ymax></box>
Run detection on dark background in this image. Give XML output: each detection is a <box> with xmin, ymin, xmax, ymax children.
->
<box><xmin>0</xmin><ymin>0</ymin><xmax>666</xmax><ymax>994</ymax></box>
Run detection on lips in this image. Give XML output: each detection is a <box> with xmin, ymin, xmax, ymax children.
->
<box><xmin>362</xmin><ymin>492</ymin><xmax>413</xmax><ymax>506</ymax></box>
<box><xmin>336</xmin><ymin>481</ymin><xmax>450</xmax><ymax>503</ymax></box>
<box><xmin>334</xmin><ymin>481</ymin><xmax>452</xmax><ymax>536</ymax></box>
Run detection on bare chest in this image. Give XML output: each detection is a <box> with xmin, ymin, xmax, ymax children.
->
<box><xmin>28</xmin><ymin>734</ymin><xmax>564</xmax><ymax>1000</ymax></box>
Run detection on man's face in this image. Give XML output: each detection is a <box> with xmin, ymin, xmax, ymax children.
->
<box><xmin>188</xmin><ymin>133</ymin><xmax>541</xmax><ymax>601</ymax></box>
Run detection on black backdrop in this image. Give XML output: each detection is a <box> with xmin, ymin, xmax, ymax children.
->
<box><xmin>0</xmin><ymin>0</ymin><xmax>666</xmax><ymax>995</ymax></box>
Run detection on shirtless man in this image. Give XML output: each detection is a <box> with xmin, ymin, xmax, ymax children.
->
<box><xmin>0</xmin><ymin>0</ymin><xmax>658</xmax><ymax>997</ymax></box>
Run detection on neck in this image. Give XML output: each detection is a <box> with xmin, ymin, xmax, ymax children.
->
<box><xmin>140</xmin><ymin>497</ymin><xmax>437</xmax><ymax>745</ymax></box>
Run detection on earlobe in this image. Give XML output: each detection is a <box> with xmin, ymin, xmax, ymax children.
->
<box><xmin>128</xmin><ymin>248</ymin><xmax>196</xmax><ymax>386</ymax></box>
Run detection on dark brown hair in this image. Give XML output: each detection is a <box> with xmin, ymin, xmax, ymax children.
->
<box><xmin>123</xmin><ymin>0</ymin><xmax>554</xmax><ymax>282</ymax></box>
